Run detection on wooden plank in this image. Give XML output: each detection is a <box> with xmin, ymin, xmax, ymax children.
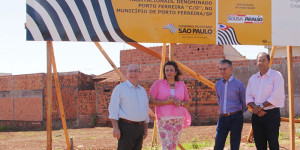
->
<box><xmin>46</xmin><ymin>41</ymin><xmax>53</xmax><ymax>150</ymax></box>
<box><xmin>160</xmin><ymin>43</ymin><xmax>167</xmax><ymax>79</ymax></box>
<box><xmin>269</xmin><ymin>46</ymin><xmax>277</xmax><ymax>67</ymax></box>
<box><xmin>51</xmin><ymin>48</ymin><xmax>71</xmax><ymax>150</ymax></box>
<box><xmin>169</xmin><ymin>43</ymin><xmax>175</xmax><ymax>61</ymax></box>
<box><xmin>247</xmin><ymin>127</ymin><xmax>254</xmax><ymax>142</ymax></box>
<box><xmin>126</xmin><ymin>42</ymin><xmax>215</xmax><ymax>90</ymax></box>
<box><xmin>287</xmin><ymin>46</ymin><xmax>295</xmax><ymax>150</ymax></box>
<box><xmin>151</xmin><ymin>43</ymin><xmax>167</xmax><ymax>149</ymax></box>
<box><xmin>94</xmin><ymin>42</ymin><xmax>126</xmax><ymax>82</ymax></box>
<box><xmin>70</xmin><ymin>137</ymin><xmax>74</xmax><ymax>150</ymax></box>
<box><xmin>178</xmin><ymin>143</ymin><xmax>185</xmax><ymax>150</ymax></box>
<box><xmin>281</xmin><ymin>117</ymin><xmax>300</xmax><ymax>123</ymax></box>
<box><xmin>151</xmin><ymin>121</ymin><xmax>158</xmax><ymax>149</ymax></box>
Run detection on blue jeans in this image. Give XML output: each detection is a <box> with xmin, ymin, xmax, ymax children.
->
<box><xmin>214</xmin><ymin>111</ymin><xmax>243</xmax><ymax>150</ymax></box>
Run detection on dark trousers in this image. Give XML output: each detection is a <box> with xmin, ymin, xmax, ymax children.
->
<box><xmin>117</xmin><ymin>120</ymin><xmax>145</xmax><ymax>150</ymax></box>
<box><xmin>252</xmin><ymin>108</ymin><xmax>281</xmax><ymax>150</ymax></box>
<box><xmin>214</xmin><ymin>111</ymin><xmax>244</xmax><ymax>150</ymax></box>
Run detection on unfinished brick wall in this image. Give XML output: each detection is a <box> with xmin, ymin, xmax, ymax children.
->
<box><xmin>0</xmin><ymin>72</ymin><xmax>95</xmax><ymax>129</ymax></box>
<box><xmin>78</xmin><ymin>90</ymin><xmax>96</xmax><ymax>127</ymax></box>
<box><xmin>0</xmin><ymin>74</ymin><xmax>44</xmax><ymax>128</ymax></box>
<box><xmin>120</xmin><ymin>44</ymin><xmax>224</xmax><ymax>81</ymax></box>
<box><xmin>47</xmin><ymin>72</ymin><xmax>95</xmax><ymax>128</ymax></box>
<box><xmin>93</xmin><ymin>80</ymin><xmax>219</xmax><ymax>125</ymax></box>
<box><xmin>117</xmin><ymin>44</ymin><xmax>224</xmax><ymax>124</ymax></box>
<box><xmin>95</xmin><ymin>81</ymin><xmax>119</xmax><ymax>126</ymax></box>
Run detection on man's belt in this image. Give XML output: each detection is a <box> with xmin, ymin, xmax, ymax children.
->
<box><xmin>220</xmin><ymin>110</ymin><xmax>242</xmax><ymax>117</ymax></box>
<box><xmin>119</xmin><ymin>118</ymin><xmax>145</xmax><ymax>125</ymax></box>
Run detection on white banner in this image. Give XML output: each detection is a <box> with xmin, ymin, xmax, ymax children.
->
<box><xmin>272</xmin><ymin>0</ymin><xmax>300</xmax><ymax>46</ymax></box>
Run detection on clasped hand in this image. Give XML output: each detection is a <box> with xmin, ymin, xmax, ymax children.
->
<box><xmin>166</xmin><ymin>96</ymin><xmax>182</xmax><ymax>107</ymax></box>
<box><xmin>252</xmin><ymin>105</ymin><xmax>267</xmax><ymax>117</ymax></box>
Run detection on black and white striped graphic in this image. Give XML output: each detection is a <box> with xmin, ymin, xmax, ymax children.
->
<box><xmin>217</xmin><ymin>24</ymin><xmax>240</xmax><ymax>45</ymax></box>
<box><xmin>26</xmin><ymin>0</ymin><xmax>134</xmax><ymax>42</ymax></box>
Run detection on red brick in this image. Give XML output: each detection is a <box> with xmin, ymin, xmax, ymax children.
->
<box><xmin>0</xmin><ymin>98</ymin><xmax>13</xmax><ymax>120</ymax></box>
<box><xmin>14</xmin><ymin>98</ymin><xmax>43</xmax><ymax>121</ymax></box>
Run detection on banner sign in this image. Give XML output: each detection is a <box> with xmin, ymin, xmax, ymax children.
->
<box><xmin>26</xmin><ymin>0</ymin><xmax>300</xmax><ymax>46</ymax></box>
<box><xmin>272</xmin><ymin>0</ymin><xmax>300</xmax><ymax>46</ymax></box>
<box><xmin>218</xmin><ymin>0</ymin><xmax>271</xmax><ymax>45</ymax></box>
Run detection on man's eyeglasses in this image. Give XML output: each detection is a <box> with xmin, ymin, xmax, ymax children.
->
<box><xmin>219</xmin><ymin>68</ymin><xmax>228</xmax><ymax>71</ymax></box>
<box><xmin>128</xmin><ymin>69</ymin><xmax>140</xmax><ymax>73</ymax></box>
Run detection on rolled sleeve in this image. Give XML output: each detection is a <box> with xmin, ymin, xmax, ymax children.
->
<box><xmin>215</xmin><ymin>83</ymin><xmax>221</xmax><ymax>104</ymax></box>
<box><xmin>246</xmin><ymin>78</ymin><xmax>255</xmax><ymax>105</ymax></box>
<box><xmin>183</xmin><ymin>82</ymin><xmax>190</xmax><ymax>101</ymax></box>
<box><xmin>108</xmin><ymin>86</ymin><xmax>120</xmax><ymax>120</ymax></box>
<box><xmin>266</xmin><ymin>74</ymin><xmax>285</xmax><ymax>106</ymax></box>
<box><xmin>146</xmin><ymin>116</ymin><xmax>150</xmax><ymax>123</ymax></box>
<box><xmin>150</xmin><ymin>80</ymin><xmax>160</xmax><ymax>98</ymax></box>
<box><xmin>240</xmin><ymin>83</ymin><xmax>247</xmax><ymax>112</ymax></box>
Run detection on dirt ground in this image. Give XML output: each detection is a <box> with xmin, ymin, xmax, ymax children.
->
<box><xmin>0</xmin><ymin>122</ymin><xmax>299</xmax><ymax>150</ymax></box>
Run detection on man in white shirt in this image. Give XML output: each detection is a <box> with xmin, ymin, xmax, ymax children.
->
<box><xmin>108</xmin><ymin>64</ymin><xmax>149</xmax><ymax>150</ymax></box>
<box><xmin>246</xmin><ymin>52</ymin><xmax>285</xmax><ymax>150</ymax></box>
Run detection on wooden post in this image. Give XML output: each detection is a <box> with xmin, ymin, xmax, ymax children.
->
<box><xmin>169</xmin><ymin>43</ymin><xmax>175</xmax><ymax>61</ymax></box>
<box><xmin>46</xmin><ymin>41</ymin><xmax>53</xmax><ymax>150</ymax></box>
<box><xmin>94</xmin><ymin>42</ymin><xmax>126</xmax><ymax>82</ymax></box>
<box><xmin>50</xmin><ymin>48</ymin><xmax>71</xmax><ymax>150</ymax></box>
<box><xmin>151</xmin><ymin>122</ymin><xmax>158</xmax><ymax>149</ymax></box>
<box><xmin>126</xmin><ymin>42</ymin><xmax>215</xmax><ymax>90</ymax></box>
<box><xmin>287</xmin><ymin>46</ymin><xmax>295</xmax><ymax>150</ymax></box>
<box><xmin>160</xmin><ymin>43</ymin><xmax>167</xmax><ymax>79</ymax></box>
<box><xmin>70</xmin><ymin>137</ymin><xmax>74</xmax><ymax>150</ymax></box>
<box><xmin>281</xmin><ymin>117</ymin><xmax>300</xmax><ymax>123</ymax></box>
<box><xmin>178</xmin><ymin>143</ymin><xmax>185</xmax><ymax>150</ymax></box>
<box><xmin>247</xmin><ymin>128</ymin><xmax>253</xmax><ymax>142</ymax></box>
<box><xmin>269</xmin><ymin>46</ymin><xmax>276</xmax><ymax>67</ymax></box>
<box><xmin>151</xmin><ymin>43</ymin><xmax>167</xmax><ymax>149</ymax></box>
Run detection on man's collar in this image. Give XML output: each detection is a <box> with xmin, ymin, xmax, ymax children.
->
<box><xmin>257</xmin><ymin>68</ymin><xmax>272</xmax><ymax>78</ymax></box>
<box><xmin>125</xmin><ymin>80</ymin><xmax>140</xmax><ymax>88</ymax></box>
<box><xmin>223</xmin><ymin>75</ymin><xmax>233</xmax><ymax>83</ymax></box>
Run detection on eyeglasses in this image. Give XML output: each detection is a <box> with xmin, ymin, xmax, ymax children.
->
<box><xmin>128</xmin><ymin>69</ymin><xmax>140</xmax><ymax>73</ymax></box>
<box><xmin>219</xmin><ymin>68</ymin><xmax>228</xmax><ymax>71</ymax></box>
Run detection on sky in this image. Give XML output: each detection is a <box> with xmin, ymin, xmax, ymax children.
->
<box><xmin>0</xmin><ymin>1</ymin><xmax>268</xmax><ymax>76</ymax></box>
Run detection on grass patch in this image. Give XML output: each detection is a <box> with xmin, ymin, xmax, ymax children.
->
<box><xmin>246</xmin><ymin>142</ymin><xmax>255</xmax><ymax>147</ymax></box>
<box><xmin>0</xmin><ymin>126</ymin><xmax>13</xmax><ymax>131</ymax></box>
<box><xmin>143</xmin><ymin>137</ymin><xmax>214</xmax><ymax>150</ymax></box>
<box><xmin>0</xmin><ymin>135</ymin><xmax>8</xmax><ymax>139</ymax></box>
<box><xmin>279</xmin><ymin>131</ymin><xmax>288</xmax><ymax>140</ymax></box>
<box><xmin>23</xmin><ymin>132</ymin><xmax>41</xmax><ymax>136</ymax></box>
<box><xmin>142</xmin><ymin>146</ymin><xmax>160</xmax><ymax>150</ymax></box>
<box><xmin>81</xmin><ymin>136</ymin><xmax>97</xmax><ymax>140</ymax></box>
<box><xmin>225</xmin><ymin>135</ymin><xmax>230</xmax><ymax>145</ymax></box>
<box><xmin>179</xmin><ymin>137</ymin><xmax>214</xmax><ymax>149</ymax></box>
<box><xmin>90</xmin><ymin>115</ymin><xmax>98</xmax><ymax>127</ymax></box>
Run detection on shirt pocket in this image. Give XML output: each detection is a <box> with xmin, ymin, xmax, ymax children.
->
<box><xmin>120</xmin><ymin>89</ymin><xmax>135</xmax><ymax>104</ymax></box>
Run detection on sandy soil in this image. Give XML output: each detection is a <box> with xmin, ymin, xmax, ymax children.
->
<box><xmin>0</xmin><ymin>122</ymin><xmax>298</xmax><ymax>150</ymax></box>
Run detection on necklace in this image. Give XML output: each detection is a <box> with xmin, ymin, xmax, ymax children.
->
<box><xmin>169</xmin><ymin>83</ymin><xmax>175</xmax><ymax>86</ymax></box>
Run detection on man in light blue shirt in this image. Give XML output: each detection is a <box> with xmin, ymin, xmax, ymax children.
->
<box><xmin>214</xmin><ymin>59</ymin><xmax>247</xmax><ymax>150</ymax></box>
<box><xmin>108</xmin><ymin>64</ymin><xmax>149</xmax><ymax>150</ymax></box>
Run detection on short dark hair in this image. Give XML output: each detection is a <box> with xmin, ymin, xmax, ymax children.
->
<box><xmin>257</xmin><ymin>52</ymin><xmax>270</xmax><ymax>61</ymax></box>
<box><xmin>163</xmin><ymin>61</ymin><xmax>182</xmax><ymax>81</ymax></box>
<box><xmin>219</xmin><ymin>59</ymin><xmax>232</xmax><ymax>67</ymax></box>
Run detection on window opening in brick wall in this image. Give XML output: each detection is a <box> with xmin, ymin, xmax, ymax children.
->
<box><xmin>104</xmin><ymin>89</ymin><xmax>111</xmax><ymax>92</ymax></box>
